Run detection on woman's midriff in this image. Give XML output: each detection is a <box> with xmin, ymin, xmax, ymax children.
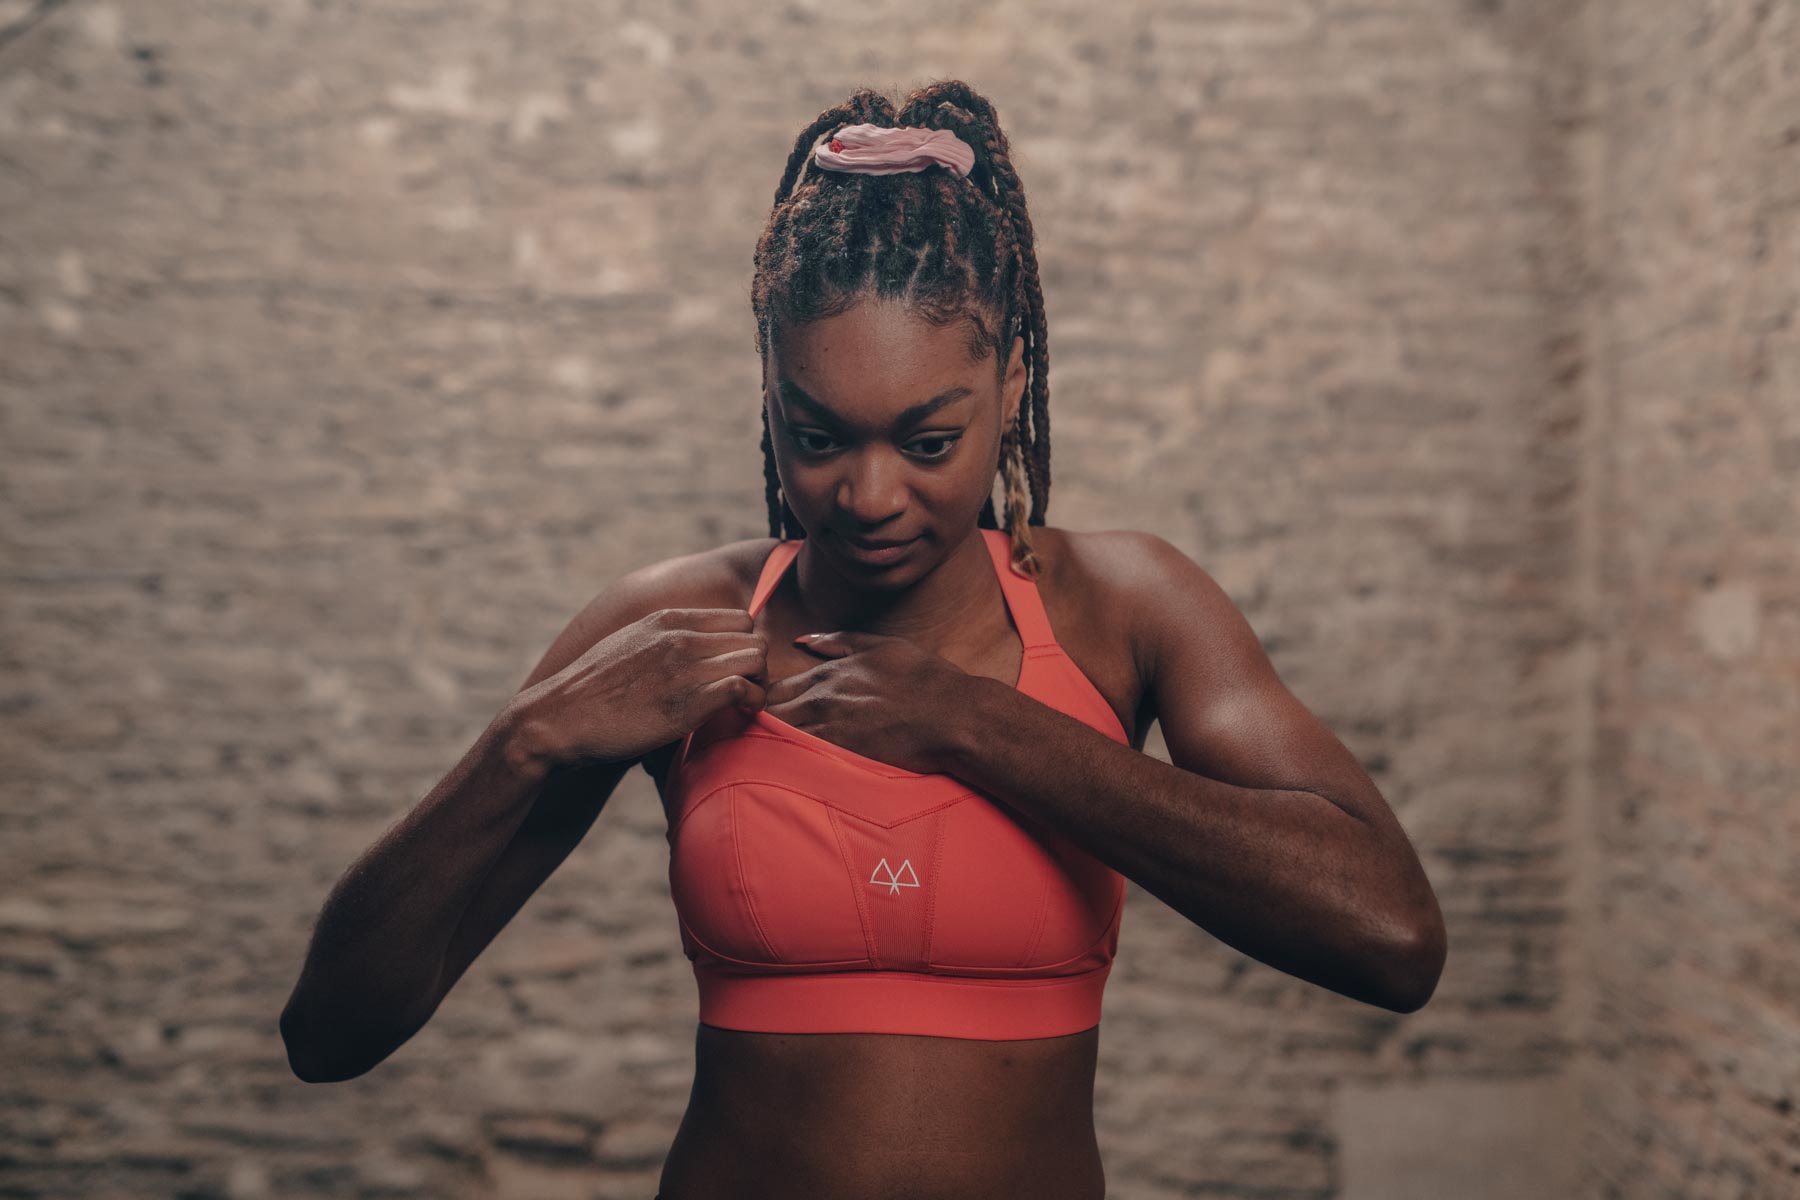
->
<box><xmin>655</xmin><ymin>1023</ymin><xmax>1107</xmax><ymax>1200</ymax></box>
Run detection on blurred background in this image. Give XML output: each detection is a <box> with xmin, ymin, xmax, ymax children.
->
<box><xmin>1</xmin><ymin>1</ymin><xmax>1795</xmax><ymax>1197</ymax></box>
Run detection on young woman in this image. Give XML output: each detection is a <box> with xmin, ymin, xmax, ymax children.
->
<box><xmin>282</xmin><ymin>80</ymin><xmax>1446</xmax><ymax>1200</ymax></box>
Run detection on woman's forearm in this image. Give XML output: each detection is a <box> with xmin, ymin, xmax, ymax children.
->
<box><xmin>937</xmin><ymin>677</ymin><xmax>1442</xmax><ymax>1012</ymax></box>
<box><xmin>279</xmin><ymin>703</ymin><xmax>551</xmax><ymax>1081</ymax></box>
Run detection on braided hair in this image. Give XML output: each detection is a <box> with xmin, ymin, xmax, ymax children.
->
<box><xmin>751</xmin><ymin>80</ymin><xmax>1052</xmax><ymax>577</ymax></box>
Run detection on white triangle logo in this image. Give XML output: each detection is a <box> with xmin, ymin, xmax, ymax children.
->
<box><xmin>869</xmin><ymin>857</ymin><xmax>921</xmax><ymax>896</ymax></box>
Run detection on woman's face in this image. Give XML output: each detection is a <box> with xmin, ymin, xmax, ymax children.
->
<box><xmin>766</xmin><ymin>295</ymin><xmax>1026</xmax><ymax>574</ymax></box>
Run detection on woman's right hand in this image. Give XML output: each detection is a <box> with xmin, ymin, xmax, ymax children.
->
<box><xmin>506</xmin><ymin>607</ymin><xmax>768</xmax><ymax>772</ymax></box>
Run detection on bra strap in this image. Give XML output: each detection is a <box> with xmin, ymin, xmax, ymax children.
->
<box><xmin>981</xmin><ymin>528</ymin><xmax>1058</xmax><ymax>650</ymax></box>
<box><xmin>748</xmin><ymin>540</ymin><xmax>803</xmax><ymax>617</ymax></box>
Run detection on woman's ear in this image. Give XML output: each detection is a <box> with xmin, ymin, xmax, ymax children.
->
<box><xmin>1001</xmin><ymin>333</ymin><xmax>1026</xmax><ymax>431</ymax></box>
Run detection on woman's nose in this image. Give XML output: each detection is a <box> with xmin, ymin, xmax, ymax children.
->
<box><xmin>836</xmin><ymin>449</ymin><xmax>909</xmax><ymax>524</ymax></box>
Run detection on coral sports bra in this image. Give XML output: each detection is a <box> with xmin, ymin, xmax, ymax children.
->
<box><xmin>662</xmin><ymin>528</ymin><xmax>1130</xmax><ymax>1040</ymax></box>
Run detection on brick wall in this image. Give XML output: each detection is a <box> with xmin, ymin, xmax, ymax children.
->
<box><xmin>0</xmin><ymin>1</ymin><xmax>1791</xmax><ymax>1197</ymax></box>
<box><xmin>1575</xmin><ymin>3</ymin><xmax>1800</xmax><ymax>1197</ymax></box>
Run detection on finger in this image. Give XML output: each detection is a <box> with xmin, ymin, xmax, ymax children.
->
<box><xmin>684</xmin><ymin>627</ymin><xmax>768</xmax><ymax>652</ymax></box>
<box><xmin>734</xmin><ymin>678</ymin><xmax>767</xmax><ymax>712</ymax></box>
<box><xmin>697</xmin><ymin>643</ymin><xmax>767</xmax><ymax>682</ymax></box>
<box><xmin>680</xmin><ymin>629</ymin><xmax>769</xmax><ymax>670</ymax></box>
<box><xmin>657</xmin><ymin>607</ymin><xmax>758</xmax><ymax>632</ymax></box>
<box><xmin>793</xmin><ymin>631</ymin><xmax>853</xmax><ymax>659</ymax></box>
<box><xmin>696</xmin><ymin>672</ymin><xmax>763</xmax><ymax>717</ymax></box>
<box><xmin>762</xmin><ymin>660</ymin><xmax>833</xmax><ymax>707</ymax></box>
<box><xmin>796</xmin><ymin>629</ymin><xmax>897</xmax><ymax>657</ymax></box>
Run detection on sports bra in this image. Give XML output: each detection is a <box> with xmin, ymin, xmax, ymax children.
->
<box><xmin>661</xmin><ymin>527</ymin><xmax>1130</xmax><ymax>1040</ymax></box>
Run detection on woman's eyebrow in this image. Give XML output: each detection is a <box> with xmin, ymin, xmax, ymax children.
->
<box><xmin>778</xmin><ymin>379</ymin><xmax>974</xmax><ymax>429</ymax></box>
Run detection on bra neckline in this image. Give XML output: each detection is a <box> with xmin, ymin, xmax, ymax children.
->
<box><xmin>734</xmin><ymin>528</ymin><xmax>1060</xmax><ymax>779</ymax></box>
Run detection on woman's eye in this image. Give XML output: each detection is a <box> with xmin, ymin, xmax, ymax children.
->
<box><xmin>909</xmin><ymin>436</ymin><xmax>960</xmax><ymax>460</ymax></box>
<box><xmin>789</xmin><ymin>432</ymin><xmax>961</xmax><ymax>461</ymax></box>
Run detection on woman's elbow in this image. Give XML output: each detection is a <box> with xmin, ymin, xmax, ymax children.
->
<box><xmin>279</xmin><ymin>998</ymin><xmax>415</xmax><ymax>1083</ymax></box>
<box><xmin>1380</xmin><ymin>911</ymin><xmax>1448</xmax><ymax>1014</ymax></box>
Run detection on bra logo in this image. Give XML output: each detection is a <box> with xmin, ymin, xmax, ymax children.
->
<box><xmin>869</xmin><ymin>857</ymin><xmax>920</xmax><ymax>896</ymax></box>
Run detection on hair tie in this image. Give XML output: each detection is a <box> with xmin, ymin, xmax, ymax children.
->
<box><xmin>812</xmin><ymin>123</ymin><xmax>976</xmax><ymax>179</ymax></box>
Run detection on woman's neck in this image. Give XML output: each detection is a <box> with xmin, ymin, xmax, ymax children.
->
<box><xmin>789</xmin><ymin>528</ymin><xmax>1007</xmax><ymax>654</ymax></box>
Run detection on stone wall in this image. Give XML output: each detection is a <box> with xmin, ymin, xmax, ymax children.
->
<box><xmin>0</xmin><ymin>1</ymin><xmax>1792</xmax><ymax>1197</ymax></box>
<box><xmin>1574</xmin><ymin>3</ymin><xmax>1799</xmax><ymax>1197</ymax></box>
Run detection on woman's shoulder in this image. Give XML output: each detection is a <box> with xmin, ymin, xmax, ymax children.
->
<box><xmin>1031</xmin><ymin>526</ymin><xmax>1190</xmax><ymax>728</ymax></box>
<box><xmin>1034</xmin><ymin>524</ymin><xmax>1181</xmax><ymax>606</ymax></box>
<box><xmin>608</xmin><ymin>536</ymin><xmax>784</xmax><ymax>614</ymax></box>
<box><xmin>1041</xmin><ymin>525</ymin><xmax>1258</xmax><ymax>698</ymax></box>
<box><xmin>1041</xmin><ymin>525</ymin><xmax>1235</xmax><ymax>640</ymax></box>
<box><xmin>624</xmin><ymin>527</ymin><xmax>1192</xmax><ymax>602</ymax></box>
<box><xmin>610</xmin><ymin>526</ymin><xmax>1195</xmax><ymax>619</ymax></box>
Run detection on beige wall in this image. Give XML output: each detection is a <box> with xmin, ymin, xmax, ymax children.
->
<box><xmin>0</xmin><ymin>1</ymin><xmax>1792</xmax><ymax>1196</ymax></box>
<box><xmin>1575</xmin><ymin>3</ymin><xmax>1799</xmax><ymax>1197</ymax></box>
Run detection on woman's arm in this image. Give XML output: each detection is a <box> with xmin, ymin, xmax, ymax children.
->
<box><xmin>278</xmin><ymin>561</ymin><xmax>694</xmax><ymax>1082</ymax></box>
<box><xmin>936</xmin><ymin>531</ymin><xmax>1446</xmax><ymax>1013</ymax></box>
<box><xmin>278</xmin><ymin>706</ymin><xmax>583</xmax><ymax>1082</ymax></box>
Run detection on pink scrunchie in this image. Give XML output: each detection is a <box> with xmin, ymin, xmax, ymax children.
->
<box><xmin>812</xmin><ymin>123</ymin><xmax>976</xmax><ymax>179</ymax></box>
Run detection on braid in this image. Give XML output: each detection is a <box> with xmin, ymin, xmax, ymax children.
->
<box><xmin>752</xmin><ymin>81</ymin><xmax>1052</xmax><ymax>576</ymax></box>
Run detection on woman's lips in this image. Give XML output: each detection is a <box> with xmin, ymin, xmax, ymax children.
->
<box><xmin>835</xmin><ymin>532</ymin><xmax>919</xmax><ymax>565</ymax></box>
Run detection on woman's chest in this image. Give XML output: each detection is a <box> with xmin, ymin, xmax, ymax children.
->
<box><xmin>661</xmin><ymin>701</ymin><xmax>1126</xmax><ymax>979</ymax></box>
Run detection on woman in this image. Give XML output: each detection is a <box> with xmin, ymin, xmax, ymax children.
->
<box><xmin>281</xmin><ymin>80</ymin><xmax>1446</xmax><ymax>1199</ymax></box>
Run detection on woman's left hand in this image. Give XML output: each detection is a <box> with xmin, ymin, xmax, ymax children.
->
<box><xmin>763</xmin><ymin>631</ymin><xmax>973</xmax><ymax>774</ymax></box>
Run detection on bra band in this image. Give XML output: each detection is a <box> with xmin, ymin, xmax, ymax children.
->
<box><xmin>749</xmin><ymin>531</ymin><xmax>1057</xmax><ymax>650</ymax></box>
